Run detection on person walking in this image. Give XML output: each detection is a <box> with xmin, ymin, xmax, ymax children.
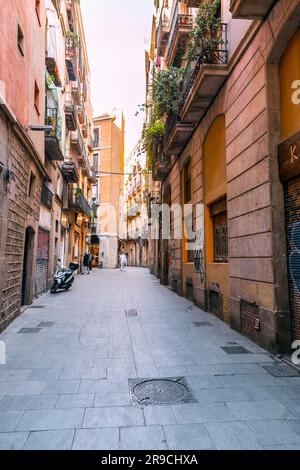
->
<box><xmin>82</xmin><ymin>252</ymin><xmax>90</xmax><ymax>275</ymax></box>
<box><xmin>120</xmin><ymin>252</ymin><xmax>127</xmax><ymax>272</ymax></box>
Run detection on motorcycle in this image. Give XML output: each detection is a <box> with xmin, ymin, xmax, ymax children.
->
<box><xmin>50</xmin><ymin>261</ymin><xmax>79</xmax><ymax>294</ymax></box>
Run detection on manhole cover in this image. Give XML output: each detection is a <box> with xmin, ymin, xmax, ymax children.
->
<box><xmin>221</xmin><ymin>346</ymin><xmax>252</xmax><ymax>355</ymax></box>
<box><xmin>263</xmin><ymin>363</ymin><xmax>300</xmax><ymax>377</ymax></box>
<box><xmin>126</xmin><ymin>309</ymin><xmax>137</xmax><ymax>317</ymax></box>
<box><xmin>29</xmin><ymin>306</ymin><xmax>45</xmax><ymax>309</ymax></box>
<box><xmin>37</xmin><ymin>322</ymin><xmax>55</xmax><ymax>328</ymax></box>
<box><xmin>193</xmin><ymin>322</ymin><xmax>213</xmax><ymax>327</ymax></box>
<box><xmin>18</xmin><ymin>328</ymin><xmax>42</xmax><ymax>334</ymax></box>
<box><xmin>129</xmin><ymin>377</ymin><xmax>197</xmax><ymax>407</ymax></box>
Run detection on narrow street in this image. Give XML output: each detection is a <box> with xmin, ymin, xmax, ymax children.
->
<box><xmin>0</xmin><ymin>268</ymin><xmax>299</xmax><ymax>450</ymax></box>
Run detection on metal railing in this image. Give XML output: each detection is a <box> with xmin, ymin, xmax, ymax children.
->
<box><xmin>166</xmin><ymin>0</ymin><xmax>193</xmax><ymax>64</ymax></box>
<box><xmin>72</xmin><ymin>190</ymin><xmax>91</xmax><ymax>217</ymax></box>
<box><xmin>181</xmin><ymin>23</ymin><xmax>228</xmax><ymax>107</ymax></box>
<box><xmin>45</xmin><ymin>107</ymin><xmax>61</xmax><ymax>141</ymax></box>
<box><xmin>41</xmin><ymin>184</ymin><xmax>53</xmax><ymax>210</ymax></box>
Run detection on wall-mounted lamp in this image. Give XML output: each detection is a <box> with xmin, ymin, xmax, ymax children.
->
<box><xmin>26</xmin><ymin>125</ymin><xmax>53</xmax><ymax>132</ymax></box>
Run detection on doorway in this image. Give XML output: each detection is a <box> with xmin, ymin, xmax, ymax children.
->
<box><xmin>21</xmin><ymin>227</ymin><xmax>35</xmax><ymax>306</ymax></box>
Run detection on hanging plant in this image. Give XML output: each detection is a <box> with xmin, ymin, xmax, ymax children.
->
<box><xmin>143</xmin><ymin>119</ymin><xmax>165</xmax><ymax>169</ymax></box>
<box><xmin>186</xmin><ymin>0</ymin><xmax>223</xmax><ymax>63</ymax></box>
<box><xmin>153</xmin><ymin>67</ymin><xmax>184</xmax><ymax>117</ymax></box>
<box><xmin>66</xmin><ymin>31</ymin><xmax>80</xmax><ymax>48</ymax></box>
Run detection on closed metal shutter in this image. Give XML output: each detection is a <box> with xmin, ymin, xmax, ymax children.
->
<box><xmin>34</xmin><ymin>228</ymin><xmax>50</xmax><ymax>296</ymax></box>
<box><xmin>285</xmin><ymin>177</ymin><xmax>300</xmax><ymax>341</ymax></box>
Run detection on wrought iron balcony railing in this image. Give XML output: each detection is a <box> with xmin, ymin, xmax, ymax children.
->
<box><xmin>45</xmin><ymin>107</ymin><xmax>64</xmax><ymax>161</ymax></box>
<box><xmin>181</xmin><ymin>23</ymin><xmax>228</xmax><ymax>108</ymax></box>
<box><xmin>71</xmin><ymin>190</ymin><xmax>91</xmax><ymax>218</ymax></box>
<box><xmin>62</xmin><ymin>150</ymin><xmax>79</xmax><ymax>184</ymax></box>
<box><xmin>41</xmin><ymin>184</ymin><xmax>53</xmax><ymax>210</ymax></box>
<box><xmin>166</xmin><ymin>2</ymin><xmax>193</xmax><ymax>66</ymax></box>
<box><xmin>64</xmin><ymin>92</ymin><xmax>77</xmax><ymax>131</ymax></box>
<box><xmin>65</xmin><ymin>36</ymin><xmax>78</xmax><ymax>81</ymax></box>
<box><xmin>156</xmin><ymin>11</ymin><xmax>170</xmax><ymax>57</ymax></box>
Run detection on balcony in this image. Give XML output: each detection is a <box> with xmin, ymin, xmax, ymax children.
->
<box><xmin>46</xmin><ymin>27</ymin><xmax>62</xmax><ymax>87</ymax></box>
<box><xmin>163</xmin><ymin>113</ymin><xmax>194</xmax><ymax>158</ymax></box>
<box><xmin>81</xmin><ymin>154</ymin><xmax>91</xmax><ymax>177</ymax></box>
<box><xmin>166</xmin><ymin>7</ymin><xmax>193</xmax><ymax>66</ymax></box>
<box><xmin>77</xmin><ymin>102</ymin><xmax>85</xmax><ymax>125</ymax></box>
<box><xmin>71</xmin><ymin>79</ymin><xmax>82</xmax><ymax>105</ymax></box>
<box><xmin>64</xmin><ymin>92</ymin><xmax>77</xmax><ymax>131</ymax></box>
<box><xmin>66</xmin><ymin>0</ymin><xmax>76</xmax><ymax>32</ymax></box>
<box><xmin>87</xmin><ymin>133</ymin><xmax>94</xmax><ymax>152</ymax></box>
<box><xmin>229</xmin><ymin>0</ymin><xmax>274</xmax><ymax>19</ymax></box>
<box><xmin>41</xmin><ymin>184</ymin><xmax>53</xmax><ymax>210</ymax></box>
<box><xmin>87</xmin><ymin>167</ymin><xmax>97</xmax><ymax>184</ymax></box>
<box><xmin>71</xmin><ymin>190</ymin><xmax>91</xmax><ymax>218</ymax></box>
<box><xmin>152</xmin><ymin>150</ymin><xmax>173</xmax><ymax>182</ymax></box>
<box><xmin>70</xmin><ymin>128</ymin><xmax>84</xmax><ymax>157</ymax></box>
<box><xmin>156</xmin><ymin>13</ymin><xmax>170</xmax><ymax>57</ymax></box>
<box><xmin>65</xmin><ymin>36</ymin><xmax>78</xmax><ymax>82</ymax></box>
<box><xmin>180</xmin><ymin>24</ymin><xmax>228</xmax><ymax>123</ymax></box>
<box><xmin>62</xmin><ymin>151</ymin><xmax>79</xmax><ymax>184</ymax></box>
<box><xmin>127</xmin><ymin>203</ymin><xmax>142</xmax><ymax>219</ymax></box>
<box><xmin>45</xmin><ymin>107</ymin><xmax>64</xmax><ymax>161</ymax></box>
<box><xmin>182</xmin><ymin>0</ymin><xmax>202</xmax><ymax>6</ymax></box>
<box><xmin>82</xmin><ymin>119</ymin><xmax>88</xmax><ymax>138</ymax></box>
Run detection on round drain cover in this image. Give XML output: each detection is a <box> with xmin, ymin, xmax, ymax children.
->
<box><xmin>132</xmin><ymin>379</ymin><xmax>189</xmax><ymax>405</ymax></box>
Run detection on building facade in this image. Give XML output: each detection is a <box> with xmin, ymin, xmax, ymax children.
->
<box><xmin>0</xmin><ymin>0</ymin><xmax>46</xmax><ymax>330</ymax></box>
<box><xmin>146</xmin><ymin>0</ymin><xmax>300</xmax><ymax>353</ymax></box>
<box><xmin>0</xmin><ymin>0</ymin><xmax>96</xmax><ymax>331</ymax></box>
<box><xmin>92</xmin><ymin>113</ymin><xmax>125</xmax><ymax>269</ymax></box>
<box><xmin>122</xmin><ymin>142</ymin><xmax>149</xmax><ymax>267</ymax></box>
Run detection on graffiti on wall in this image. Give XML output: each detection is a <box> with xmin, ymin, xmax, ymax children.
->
<box><xmin>289</xmin><ymin>220</ymin><xmax>300</xmax><ymax>295</ymax></box>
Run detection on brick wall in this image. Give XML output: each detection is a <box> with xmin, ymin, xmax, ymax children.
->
<box><xmin>0</xmin><ymin>117</ymin><xmax>41</xmax><ymax>331</ymax></box>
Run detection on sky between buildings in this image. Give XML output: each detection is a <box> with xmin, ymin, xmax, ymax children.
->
<box><xmin>81</xmin><ymin>0</ymin><xmax>154</xmax><ymax>157</ymax></box>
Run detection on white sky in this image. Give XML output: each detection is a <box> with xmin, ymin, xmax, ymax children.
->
<box><xmin>81</xmin><ymin>0</ymin><xmax>154</xmax><ymax>157</ymax></box>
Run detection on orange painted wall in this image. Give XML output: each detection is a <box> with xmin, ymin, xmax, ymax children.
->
<box><xmin>203</xmin><ymin>115</ymin><xmax>230</xmax><ymax>321</ymax></box>
<box><xmin>280</xmin><ymin>29</ymin><xmax>300</xmax><ymax>140</ymax></box>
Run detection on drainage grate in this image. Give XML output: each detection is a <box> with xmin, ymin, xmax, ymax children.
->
<box><xmin>263</xmin><ymin>363</ymin><xmax>300</xmax><ymax>377</ymax></box>
<box><xmin>227</xmin><ymin>342</ymin><xmax>238</xmax><ymax>345</ymax></box>
<box><xmin>37</xmin><ymin>322</ymin><xmax>55</xmax><ymax>328</ymax></box>
<box><xmin>222</xmin><ymin>346</ymin><xmax>252</xmax><ymax>355</ymax></box>
<box><xmin>29</xmin><ymin>306</ymin><xmax>45</xmax><ymax>309</ymax></box>
<box><xmin>126</xmin><ymin>309</ymin><xmax>138</xmax><ymax>317</ymax></box>
<box><xmin>129</xmin><ymin>377</ymin><xmax>197</xmax><ymax>407</ymax></box>
<box><xmin>18</xmin><ymin>328</ymin><xmax>42</xmax><ymax>334</ymax></box>
<box><xmin>193</xmin><ymin>322</ymin><xmax>213</xmax><ymax>327</ymax></box>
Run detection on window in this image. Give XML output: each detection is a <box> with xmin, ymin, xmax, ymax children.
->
<box><xmin>55</xmin><ymin>220</ymin><xmax>59</xmax><ymax>233</ymax></box>
<box><xmin>211</xmin><ymin>198</ymin><xmax>228</xmax><ymax>263</ymax></box>
<box><xmin>183</xmin><ymin>160</ymin><xmax>191</xmax><ymax>203</ymax></box>
<box><xmin>17</xmin><ymin>25</ymin><xmax>25</xmax><ymax>56</ymax></box>
<box><xmin>56</xmin><ymin>175</ymin><xmax>62</xmax><ymax>198</ymax></box>
<box><xmin>93</xmin><ymin>153</ymin><xmax>99</xmax><ymax>172</ymax></box>
<box><xmin>34</xmin><ymin>81</ymin><xmax>40</xmax><ymax>115</ymax></box>
<box><xmin>28</xmin><ymin>172</ymin><xmax>36</xmax><ymax>198</ymax></box>
<box><xmin>93</xmin><ymin>128</ymin><xmax>100</xmax><ymax>148</ymax></box>
<box><xmin>35</xmin><ymin>0</ymin><xmax>41</xmax><ymax>25</ymax></box>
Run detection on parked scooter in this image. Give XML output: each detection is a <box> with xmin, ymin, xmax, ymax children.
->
<box><xmin>50</xmin><ymin>260</ymin><xmax>79</xmax><ymax>294</ymax></box>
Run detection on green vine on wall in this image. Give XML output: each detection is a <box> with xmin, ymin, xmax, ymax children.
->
<box><xmin>187</xmin><ymin>0</ymin><xmax>222</xmax><ymax>62</ymax></box>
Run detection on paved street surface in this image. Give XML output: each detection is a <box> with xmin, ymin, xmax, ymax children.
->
<box><xmin>0</xmin><ymin>268</ymin><xmax>300</xmax><ymax>450</ymax></box>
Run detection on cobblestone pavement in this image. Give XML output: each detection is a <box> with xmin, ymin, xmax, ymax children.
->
<box><xmin>0</xmin><ymin>268</ymin><xmax>300</xmax><ymax>450</ymax></box>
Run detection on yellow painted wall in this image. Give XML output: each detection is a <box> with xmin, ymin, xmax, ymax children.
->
<box><xmin>203</xmin><ymin>115</ymin><xmax>230</xmax><ymax>321</ymax></box>
<box><xmin>280</xmin><ymin>29</ymin><xmax>300</xmax><ymax>140</ymax></box>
